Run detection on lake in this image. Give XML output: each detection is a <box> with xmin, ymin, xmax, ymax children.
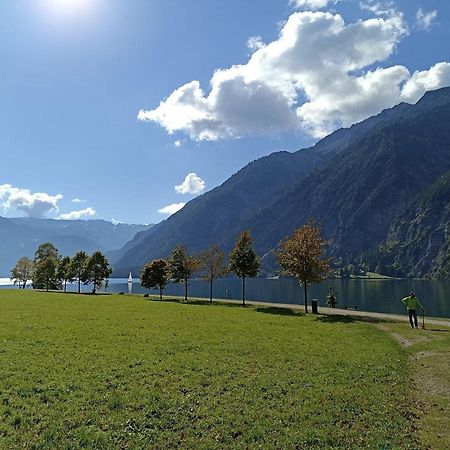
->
<box><xmin>2</xmin><ymin>277</ymin><xmax>449</xmax><ymax>318</ymax></box>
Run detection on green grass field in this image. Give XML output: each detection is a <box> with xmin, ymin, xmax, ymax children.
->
<box><xmin>0</xmin><ymin>290</ymin><xmax>417</xmax><ymax>449</ymax></box>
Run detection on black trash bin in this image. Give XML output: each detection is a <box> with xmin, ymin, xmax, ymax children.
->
<box><xmin>312</xmin><ymin>298</ymin><xmax>318</xmax><ymax>314</ymax></box>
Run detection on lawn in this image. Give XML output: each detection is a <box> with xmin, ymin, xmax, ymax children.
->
<box><xmin>0</xmin><ymin>290</ymin><xmax>417</xmax><ymax>449</ymax></box>
<box><xmin>378</xmin><ymin>320</ymin><xmax>450</xmax><ymax>449</ymax></box>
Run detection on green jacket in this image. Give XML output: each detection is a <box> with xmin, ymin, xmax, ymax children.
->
<box><xmin>402</xmin><ymin>296</ymin><xmax>424</xmax><ymax>311</ymax></box>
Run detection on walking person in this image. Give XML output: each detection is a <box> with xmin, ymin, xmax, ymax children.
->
<box><xmin>401</xmin><ymin>292</ymin><xmax>424</xmax><ymax>329</ymax></box>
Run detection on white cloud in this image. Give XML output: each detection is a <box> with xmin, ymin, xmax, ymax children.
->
<box><xmin>416</xmin><ymin>8</ymin><xmax>437</xmax><ymax>31</ymax></box>
<box><xmin>138</xmin><ymin>9</ymin><xmax>450</xmax><ymax>141</ymax></box>
<box><xmin>401</xmin><ymin>62</ymin><xmax>450</xmax><ymax>103</ymax></box>
<box><xmin>247</xmin><ymin>36</ymin><xmax>265</xmax><ymax>52</ymax></box>
<box><xmin>57</xmin><ymin>207</ymin><xmax>96</xmax><ymax>220</ymax></box>
<box><xmin>174</xmin><ymin>139</ymin><xmax>182</xmax><ymax>147</ymax></box>
<box><xmin>158</xmin><ymin>203</ymin><xmax>186</xmax><ymax>215</ymax></box>
<box><xmin>290</xmin><ymin>0</ymin><xmax>340</xmax><ymax>10</ymax></box>
<box><xmin>71</xmin><ymin>197</ymin><xmax>87</xmax><ymax>204</ymax></box>
<box><xmin>0</xmin><ymin>184</ymin><xmax>63</xmax><ymax>217</ymax></box>
<box><xmin>174</xmin><ymin>173</ymin><xmax>206</xmax><ymax>195</ymax></box>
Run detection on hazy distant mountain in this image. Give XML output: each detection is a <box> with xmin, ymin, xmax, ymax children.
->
<box><xmin>0</xmin><ymin>218</ymin><xmax>152</xmax><ymax>276</ymax></box>
<box><xmin>114</xmin><ymin>87</ymin><xmax>450</xmax><ymax>278</ymax></box>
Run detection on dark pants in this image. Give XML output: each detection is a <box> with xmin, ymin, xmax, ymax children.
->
<box><xmin>408</xmin><ymin>309</ymin><xmax>418</xmax><ymax>328</ymax></box>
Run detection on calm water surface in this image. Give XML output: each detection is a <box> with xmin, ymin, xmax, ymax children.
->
<box><xmin>2</xmin><ymin>277</ymin><xmax>449</xmax><ymax>318</ymax></box>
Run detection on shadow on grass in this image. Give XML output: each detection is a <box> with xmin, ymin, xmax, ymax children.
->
<box><xmin>183</xmin><ymin>299</ymin><xmax>246</xmax><ymax>308</ymax></box>
<box><xmin>38</xmin><ymin>290</ymin><xmax>112</xmax><ymax>296</ymax></box>
<box><xmin>314</xmin><ymin>314</ymin><xmax>387</xmax><ymax>325</ymax></box>
<box><xmin>255</xmin><ymin>306</ymin><xmax>301</xmax><ymax>317</ymax></box>
<box><xmin>426</xmin><ymin>328</ymin><xmax>449</xmax><ymax>333</ymax></box>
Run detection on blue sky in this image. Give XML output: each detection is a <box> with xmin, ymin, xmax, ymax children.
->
<box><xmin>0</xmin><ymin>0</ymin><xmax>449</xmax><ymax>224</ymax></box>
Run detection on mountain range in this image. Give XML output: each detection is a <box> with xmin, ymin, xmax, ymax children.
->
<box><xmin>0</xmin><ymin>218</ymin><xmax>151</xmax><ymax>276</ymax></box>
<box><xmin>113</xmin><ymin>87</ymin><xmax>450</xmax><ymax>279</ymax></box>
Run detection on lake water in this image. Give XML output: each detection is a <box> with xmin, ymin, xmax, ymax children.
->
<box><xmin>1</xmin><ymin>277</ymin><xmax>449</xmax><ymax>318</ymax></box>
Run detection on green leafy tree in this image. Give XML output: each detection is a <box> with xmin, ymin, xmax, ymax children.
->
<box><xmin>199</xmin><ymin>246</ymin><xmax>228</xmax><ymax>303</ymax></box>
<box><xmin>229</xmin><ymin>230</ymin><xmax>259</xmax><ymax>306</ymax></box>
<box><xmin>167</xmin><ymin>246</ymin><xmax>199</xmax><ymax>302</ymax></box>
<box><xmin>57</xmin><ymin>256</ymin><xmax>75</xmax><ymax>293</ymax></box>
<box><xmin>140</xmin><ymin>259</ymin><xmax>168</xmax><ymax>300</ymax></box>
<box><xmin>33</xmin><ymin>243</ymin><xmax>60</xmax><ymax>291</ymax></box>
<box><xmin>83</xmin><ymin>251</ymin><xmax>112</xmax><ymax>294</ymax></box>
<box><xmin>10</xmin><ymin>257</ymin><xmax>34</xmax><ymax>289</ymax></box>
<box><xmin>275</xmin><ymin>221</ymin><xmax>330</xmax><ymax>313</ymax></box>
<box><xmin>70</xmin><ymin>251</ymin><xmax>88</xmax><ymax>293</ymax></box>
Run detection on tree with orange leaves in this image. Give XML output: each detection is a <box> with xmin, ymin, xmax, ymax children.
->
<box><xmin>275</xmin><ymin>221</ymin><xmax>330</xmax><ymax>313</ymax></box>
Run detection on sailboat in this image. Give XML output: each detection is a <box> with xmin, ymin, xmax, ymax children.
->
<box><xmin>127</xmin><ymin>272</ymin><xmax>133</xmax><ymax>294</ymax></box>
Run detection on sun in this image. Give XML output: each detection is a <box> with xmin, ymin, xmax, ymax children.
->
<box><xmin>45</xmin><ymin>0</ymin><xmax>95</xmax><ymax>17</ymax></box>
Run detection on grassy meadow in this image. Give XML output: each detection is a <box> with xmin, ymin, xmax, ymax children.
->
<box><xmin>0</xmin><ymin>289</ymin><xmax>418</xmax><ymax>449</ymax></box>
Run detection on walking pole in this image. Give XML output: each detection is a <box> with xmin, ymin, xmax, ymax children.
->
<box><xmin>421</xmin><ymin>309</ymin><xmax>425</xmax><ymax>330</ymax></box>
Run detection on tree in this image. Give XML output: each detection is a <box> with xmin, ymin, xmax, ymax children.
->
<box><xmin>275</xmin><ymin>221</ymin><xmax>330</xmax><ymax>313</ymax></box>
<box><xmin>57</xmin><ymin>256</ymin><xmax>75</xmax><ymax>293</ymax></box>
<box><xmin>10</xmin><ymin>257</ymin><xmax>34</xmax><ymax>289</ymax></box>
<box><xmin>83</xmin><ymin>251</ymin><xmax>112</xmax><ymax>294</ymax></box>
<box><xmin>229</xmin><ymin>230</ymin><xmax>259</xmax><ymax>306</ymax></box>
<box><xmin>33</xmin><ymin>243</ymin><xmax>60</xmax><ymax>291</ymax></box>
<box><xmin>70</xmin><ymin>251</ymin><xmax>88</xmax><ymax>293</ymax></box>
<box><xmin>167</xmin><ymin>246</ymin><xmax>199</xmax><ymax>302</ymax></box>
<box><xmin>199</xmin><ymin>246</ymin><xmax>228</xmax><ymax>303</ymax></box>
<box><xmin>140</xmin><ymin>259</ymin><xmax>169</xmax><ymax>300</ymax></box>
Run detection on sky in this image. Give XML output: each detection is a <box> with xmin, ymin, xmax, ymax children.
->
<box><xmin>0</xmin><ymin>0</ymin><xmax>449</xmax><ymax>225</ymax></box>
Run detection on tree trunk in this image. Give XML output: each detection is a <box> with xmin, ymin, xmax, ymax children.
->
<box><xmin>242</xmin><ymin>275</ymin><xmax>246</xmax><ymax>307</ymax></box>
<box><xmin>22</xmin><ymin>281</ymin><xmax>26</xmax><ymax>290</ymax></box>
<box><xmin>304</xmin><ymin>279</ymin><xmax>308</xmax><ymax>314</ymax></box>
<box><xmin>64</xmin><ymin>280</ymin><xmax>67</xmax><ymax>293</ymax></box>
<box><xmin>184</xmin><ymin>278</ymin><xmax>188</xmax><ymax>302</ymax></box>
<box><xmin>159</xmin><ymin>286</ymin><xmax>163</xmax><ymax>300</ymax></box>
<box><xmin>78</xmin><ymin>277</ymin><xmax>81</xmax><ymax>294</ymax></box>
<box><xmin>210</xmin><ymin>280</ymin><xmax>213</xmax><ymax>303</ymax></box>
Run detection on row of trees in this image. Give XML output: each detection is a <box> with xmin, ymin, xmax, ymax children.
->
<box><xmin>141</xmin><ymin>222</ymin><xmax>330</xmax><ymax>313</ymax></box>
<box><xmin>140</xmin><ymin>230</ymin><xmax>259</xmax><ymax>306</ymax></box>
<box><xmin>11</xmin><ymin>243</ymin><xmax>112</xmax><ymax>293</ymax></box>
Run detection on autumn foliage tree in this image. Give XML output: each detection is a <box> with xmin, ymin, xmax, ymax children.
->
<box><xmin>140</xmin><ymin>259</ymin><xmax>169</xmax><ymax>300</ymax></box>
<box><xmin>199</xmin><ymin>246</ymin><xmax>228</xmax><ymax>303</ymax></box>
<box><xmin>275</xmin><ymin>222</ymin><xmax>330</xmax><ymax>313</ymax></box>
<box><xmin>229</xmin><ymin>230</ymin><xmax>259</xmax><ymax>306</ymax></box>
<box><xmin>10</xmin><ymin>257</ymin><xmax>34</xmax><ymax>289</ymax></box>
<box><xmin>167</xmin><ymin>246</ymin><xmax>199</xmax><ymax>302</ymax></box>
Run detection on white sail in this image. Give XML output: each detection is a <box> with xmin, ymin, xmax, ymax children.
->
<box><xmin>127</xmin><ymin>272</ymin><xmax>133</xmax><ymax>294</ymax></box>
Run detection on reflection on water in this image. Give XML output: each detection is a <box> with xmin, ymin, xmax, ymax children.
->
<box><xmin>1</xmin><ymin>277</ymin><xmax>449</xmax><ymax>318</ymax></box>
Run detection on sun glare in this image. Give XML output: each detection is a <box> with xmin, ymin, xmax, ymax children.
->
<box><xmin>45</xmin><ymin>0</ymin><xmax>96</xmax><ymax>18</ymax></box>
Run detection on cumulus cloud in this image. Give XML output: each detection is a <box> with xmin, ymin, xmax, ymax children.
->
<box><xmin>401</xmin><ymin>63</ymin><xmax>450</xmax><ymax>103</ymax></box>
<box><xmin>174</xmin><ymin>139</ymin><xmax>182</xmax><ymax>147</ymax></box>
<box><xmin>58</xmin><ymin>207</ymin><xmax>96</xmax><ymax>220</ymax></box>
<box><xmin>416</xmin><ymin>8</ymin><xmax>437</xmax><ymax>31</ymax></box>
<box><xmin>72</xmin><ymin>197</ymin><xmax>86</xmax><ymax>204</ymax></box>
<box><xmin>138</xmin><ymin>8</ymin><xmax>450</xmax><ymax>141</ymax></box>
<box><xmin>174</xmin><ymin>173</ymin><xmax>206</xmax><ymax>195</ymax></box>
<box><xmin>290</xmin><ymin>0</ymin><xmax>340</xmax><ymax>10</ymax></box>
<box><xmin>158</xmin><ymin>203</ymin><xmax>186</xmax><ymax>215</ymax></box>
<box><xmin>0</xmin><ymin>184</ymin><xmax>62</xmax><ymax>217</ymax></box>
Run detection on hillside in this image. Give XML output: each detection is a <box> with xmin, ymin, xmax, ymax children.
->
<box><xmin>0</xmin><ymin>218</ymin><xmax>151</xmax><ymax>276</ymax></box>
<box><xmin>376</xmin><ymin>169</ymin><xmax>450</xmax><ymax>278</ymax></box>
<box><xmin>114</xmin><ymin>87</ymin><xmax>450</xmax><ymax>278</ymax></box>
